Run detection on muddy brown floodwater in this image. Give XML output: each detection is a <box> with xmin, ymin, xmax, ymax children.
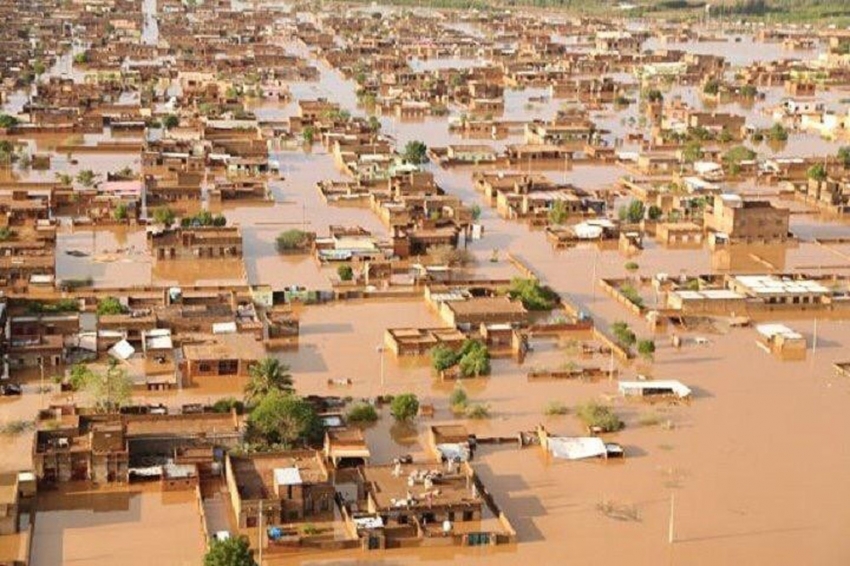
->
<box><xmin>2</xmin><ymin>4</ymin><xmax>850</xmax><ymax>566</ymax></box>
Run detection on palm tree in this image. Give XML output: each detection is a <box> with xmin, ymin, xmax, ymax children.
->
<box><xmin>244</xmin><ymin>357</ymin><xmax>293</xmax><ymax>404</ymax></box>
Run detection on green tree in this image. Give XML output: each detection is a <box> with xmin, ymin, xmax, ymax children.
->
<box><xmin>163</xmin><ymin>114</ymin><xmax>179</xmax><ymax>129</ymax></box>
<box><xmin>248</xmin><ymin>391</ymin><xmax>322</xmax><ymax>447</ymax></box>
<box><xmin>507</xmin><ymin>278</ymin><xmax>559</xmax><ymax>311</ymax></box>
<box><xmin>402</xmin><ymin>140</ymin><xmax>428</xmax><ymax>164</ymax></box>
<box><xmin>55</xmin><ymin>172</ymin><xmax>73</xmax><ymax>186</ymax></box>
<box><xmin>723</xmin><ymin>145</ymin><xmax>756</xmax><ymax>164</ymax></box>
<box><xmin>807</xmin><ymin>163</ymin><xmax>827</xmax><ymax>182</ymax></box>
<box><xmin>76</xmin><ymin>169</ymin><xmax>97</xmax><ymax>188</ymax></box>
<box><xmin>838</xmin><ymin>147</ymin><xmax>850</xmax><ymax>168</ymax></box>
<box><xmin>647</xmin><ymin>205</ymin><xmax>663</xmax><ymax>221</ymax></box>
<box><xmin>68</xmin><ymin>363</ymin><xmax>96</xmax><ymax>391</ymax></box>
<box><xmin>368</xmin><ymin>116</ymin><xmax>381</xmax><ymax>132</ymax></box>
<box><xmin>390</xmin><ymin>393</ymin><xmax>419</xmax><ymax>421</ymax></box>
<box><xmin>86</xmin><ymin>360</ymin><xmax>133</xmax><ymax>412</ymax></box>
<box><xmin>767</xmin><ymin>123</ymin><xmax>788</xmax><ymax>142</ymax></box>
<box><xmin>637</xmin><ymin>339</ymin><xmax>656</xmax><ymax>360</ymax></box>
<box><xmin>276</xmin><ymin>229</ymin><xmax>309</xmax><ymax>252</ymax></box>
<box><xmin>458</xmin><ymin>340</ymin><xmax>490</xmax><ymax>377</ymax></box>
<box><xmin>302</xmin><ymin>126</ymin><xmax>315</xmax><ymax>144</ymax></box>
<box><xmin>681</xmin><ymin>141</ymin><xmax>703</xmax><ymax>163</ymax></box>
<box><xmin>611</xmin><ymin>321</ymin><xmax>636</xmax><ymax>348</ymax></box>
<box><xmin>548</xmin><ymin>199</ymin><xmax>569</xmax><ymax>225</ymax></box>
<box><xmin>618</xmin><ymin>199</ymin><xmax>645</xmax><ymax>223</ymax></box>
<box><xmin>0</xmin><ymin>114</ymin><xmax>20</xmax><ymax>129</ymax></box>
<box><xmin>645</xmin><ymin>89</ymin><xmax>663</xmax><ymax>103</ymax></box>
<box><xmin>152</xmin><ymin>206</ymin><xmax>176</xmax><ymax>227</ymax></box>
<box><xmin>0</xmin><ymin>227</ymin><xmax>13</xmax><ymax>241</ymax></box>
<box><xmin>245</xmin><ymin>358</ymin><xmax>293</xmax><ymax>405</ymax></box>
<box><xmin>113</xmin><ymin>203</ymin><xmax>129</xmax><ymax>221</ymax></box>
<box><xmin>337</xmin><ymin>265</ymin><xmax>354</xmax><ymax>281</ymax></box>
<box><xmin>703</xmin><ymin>79</ymin><xmax>721</xmax><ymax>96</ymax></box>
<box><xmin>431</xmin><ymin>344</ymin><xmax>459</xmax><ymax>372</ymax></box>
<box><xmin>449</xmin><ymin>386</ymin><xmax>469</xmax><ymax>411</ymax></box>
<box><xmin>204</xmin><ymin>535</ymin><xmax>257</xmax><ymax>566</ymax></box>
<box><xmin>73</xmin><ymin>52</ymin><xmax>89</xmax><ymax>65</ymax></box>
<box><xmin>97</xmin><ymin>296</ymin><xmax>126</xmax><ymax>316</ymax></box>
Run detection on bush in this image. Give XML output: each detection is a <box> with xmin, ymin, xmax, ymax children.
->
<box><xmin>457</xmin><ymin>340</ymin><xmax>490</xmax><ymax>377</ymax></box>
<box><xmin>618</xmin><ymin>199</ymin><xmax>645</xmax><ymax>223</ymax></box>
<box><xmin>211</xmin><ymin>397</ymin><xmax>245</xmax><ymax>414</ymax></box>
<box><xmin>276</xmin><ymin>229</ymin><xmax>310</xmax><ymax>252</ymax></box>
<box><xmin>611</xmin><ymin>321</ymin><xmax>636</xmax><ymax>348</ymax></box>
<box><xmin>624</xmin><ymin>261</ymin><xmax>639</xmax><ymax>272</ymax></box>
<box><xmin>429</xmin><ymin>244</ymin><xmax>473</xmax><ymax>267</ymax></box>
<box><xmin>508</xmin><ymin>278</ymin><xmax>559</xmax><ymax>311</ymax></box>
<box><xmin>337</xmin><ymin>265</ymin><xmax>354</xmax><ymax>281</ymax></box>
<box><xmin>152</xmin><ymin>206</ymin><xmax>176</xmax><ymax>227</ymax></box>
<box><xmin>465</xmin><ymin>403</ymin><xmax>490</xmax><ymax>419</ymax></box>
<box><xmin>431</xmin><ymin>345</ymin><xmax>460</xmax><ymax>372</ymax></box>
<box><xmin>619</xmin><ymin>284</ymin><xmax>644</xmax><ymax>308</ymax></box>
<box><xmin>637</xmin><ymin>339</ymin><xmax>656</xmax><ymax>360</ymax></box>
<box><xmin>402</xmin><ymin>140</ymin><xmax>428</xmax><ymax>164</ymax></box>
<box><xmin>449</xmin><ymin>387</ymin><xmax>469</xmax><ymax>412</ymax></box>
<box><xmin>807</xmin><ymin>163</ymin><xmax>827</xmax><ymax>182</ymax></box>
<box><xmin>544</xmin><ymin>401</ymin><xmax>569</xmax><ymax>416</ymax></box>
<box><xmin>390</xmin><ymin>393</ymin><xmax>419</xmax><ymax>421</ymax></box>
<box><xmin>97</xmin><ymin>296</ymin><xmax>126</xmax><ymax>316</ymax></box>
<box><xmin>576</xmin><ymin>402</ymin><xmax>623</xmax><ymax>432</ymax></box>
<box><xmin>346</xmin><ymin>403</ymin><xmax>379</xmax><ymax>424</ymax></box>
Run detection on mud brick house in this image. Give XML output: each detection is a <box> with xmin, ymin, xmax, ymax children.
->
<box><xmin>0</xmin><ymin>473</ymin><xmax>20</xmax><ymax>536</ymax></box>
<box><xmin>33</xmin><ymin>407</ymin><xmax>129</xmax><ymax>484</ymax></box>
<box><xmin>704</xmin><ymin>194</ymin><xmax>790</xmax><ymax>243</ymax></box>
<box><xmin>181</xmin><ymin>333</ymin><xmax>264</xmax><ymax>381</ymax></box>
<box><xmin>225</xmin><ymin>451</ymin><xmax>335</xmax><ymax>528</ymax></box>
<box><xmin>148</xmin><ymin>226</ymin><xmax>243</xmax><ymax>262</ymax></box>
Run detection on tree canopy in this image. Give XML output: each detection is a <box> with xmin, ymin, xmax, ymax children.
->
<box><xmin>204</xmin><ymin>536</ymin><xmax>257</xmax><ymax>566</ymax></box>
<box><xmin>248</xmin><ymin>391</ymin><xmax>322</xmax><ymax>447</ymax></box>
<box><xmin>390</xmin><ymin>393</ymin><xmax>419</xmax><ymax>421</ymax></box>
<box><xmin>245</xmin><ymin>358</ymin><xmax>294</xmax><ymax>405</ymax></box>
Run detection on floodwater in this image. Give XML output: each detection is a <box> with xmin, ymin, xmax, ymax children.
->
<box><xmin>30</xmin><ymin>484</ymin><xmax>204</xmax><ymax>566</ymax></box>
<box><xmin>2</xmin><ymin>5</ymin><xmax>850</xmax><ymax>566</ymax></box>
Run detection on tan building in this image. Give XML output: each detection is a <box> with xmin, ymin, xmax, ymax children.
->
<box><xmin>225</xmin><ymin>451</ymin><xmax>335</xmax><ymax>528</ymax></box>
<box><xmin>704</xmin><ymin>194</ymin><xmax>790</xmax><ymax>242</ymax></box>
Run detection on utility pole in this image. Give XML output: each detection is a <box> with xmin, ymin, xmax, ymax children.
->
<box><xmin>668</xmin><ymin>493</ymin><xmax>676</xmax><ymax>544</ymax></box>
<box><xmin>258</xmin><ymin>500</ymin><xmax>263</xmax><ymax>565</ymax></box>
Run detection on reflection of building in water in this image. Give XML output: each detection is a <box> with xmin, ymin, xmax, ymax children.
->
<box><xmin>148</xmin><ymin>227</ymin><xmax>243</xmax><ymax>263</ymax></box>
<box><xmin>711</xmin><ymin>243</ymin><xmax>789</xmax><ymax>271</ymax></box>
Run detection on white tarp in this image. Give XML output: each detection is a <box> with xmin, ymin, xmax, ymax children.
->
<box><xmin>618</xmin><ymin>380</ymin><xmax>692</xmax><ymax>399</ymax></box>
<box><xmin>108</xmin><ymin>339</ymin><xmax>135</xmax><ymax>361</ymax></box>
<box><xmin>436</xmin><ymin>442</ymin><xmax>471</xmax><ymax>462</ymax></box>
<box><xmin>274</xmin><ymin>467</ymin><xmax>303</xmax><ymax>486</ymax></box>
<box><xmin>212</xmin><ymin>322</ymin><xmax>237</xmax><ymax>334</ymax></box>
<box><xmin>547</xmin><ymin>437</ymin><xmax>607</xmax><ymax>460</ymax></box>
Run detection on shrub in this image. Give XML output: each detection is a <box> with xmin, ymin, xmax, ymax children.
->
<box><xmin>211</xmin><ymin>397</ymin><xmax>245</xmax><ymax>414</ymax></box>
<box><xmin>276</xmin><ymin>229</ymin><xmax>309</xmax><ymax>252</ymax></box>
<box><xmin>544</xmin><ymin>401</ymin><xmax>569</xmax><ymax>416</ymax></box>
<box><xmin>465</xmin><ymin>403</ymin><xmax>490</xmax><ymax>419</ymax></box>
<box><xmin>337</xmin><ymin>265</ymin><xmax>354</xmax><ymax>281</ymax></box>
<box><xmin>97</xmin><ymin>296</ymin><xmax>126</xmax><ymax>316</ymax></box>
<box><xmin>431</xmin><ymin>345</ymin><xmax>460</xmax><ymax>372</ymax></box>
<box><xmin>637</xmin><ymin>339</ymin><xmax>656</xmax><ymax>360</ymax></box>
<box><xmin>449</xmin><ymin>387</ymin><xmax>469</xmax><ymax>412</ymax></box>
<box><xmin>611</xmin><ymin>321</ymin><xmax>636</xmax><ymax>348</ymax></box>
<box><xmin>458</xmin><ymin>340</ymin><xmax>490</xmax><ymax>377</ymax></box>
<box><xmin>576</xmin><ymin>402</ymin><xmax>623</xmax><ymax>432</ymax></box>
<box><xmin>619</xmin><ymin>284</ymin><xmax>644</xmax><ymax>308</ymax></box>
<box><xmin>346</xmin><ymin>403</ymin><xmax>379</xmax><ymax>424</ymax></box>
<box><xmin>508</xmin><ymin>278</ymin><xmax>559</xmax><ymax>311</ymax></box>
